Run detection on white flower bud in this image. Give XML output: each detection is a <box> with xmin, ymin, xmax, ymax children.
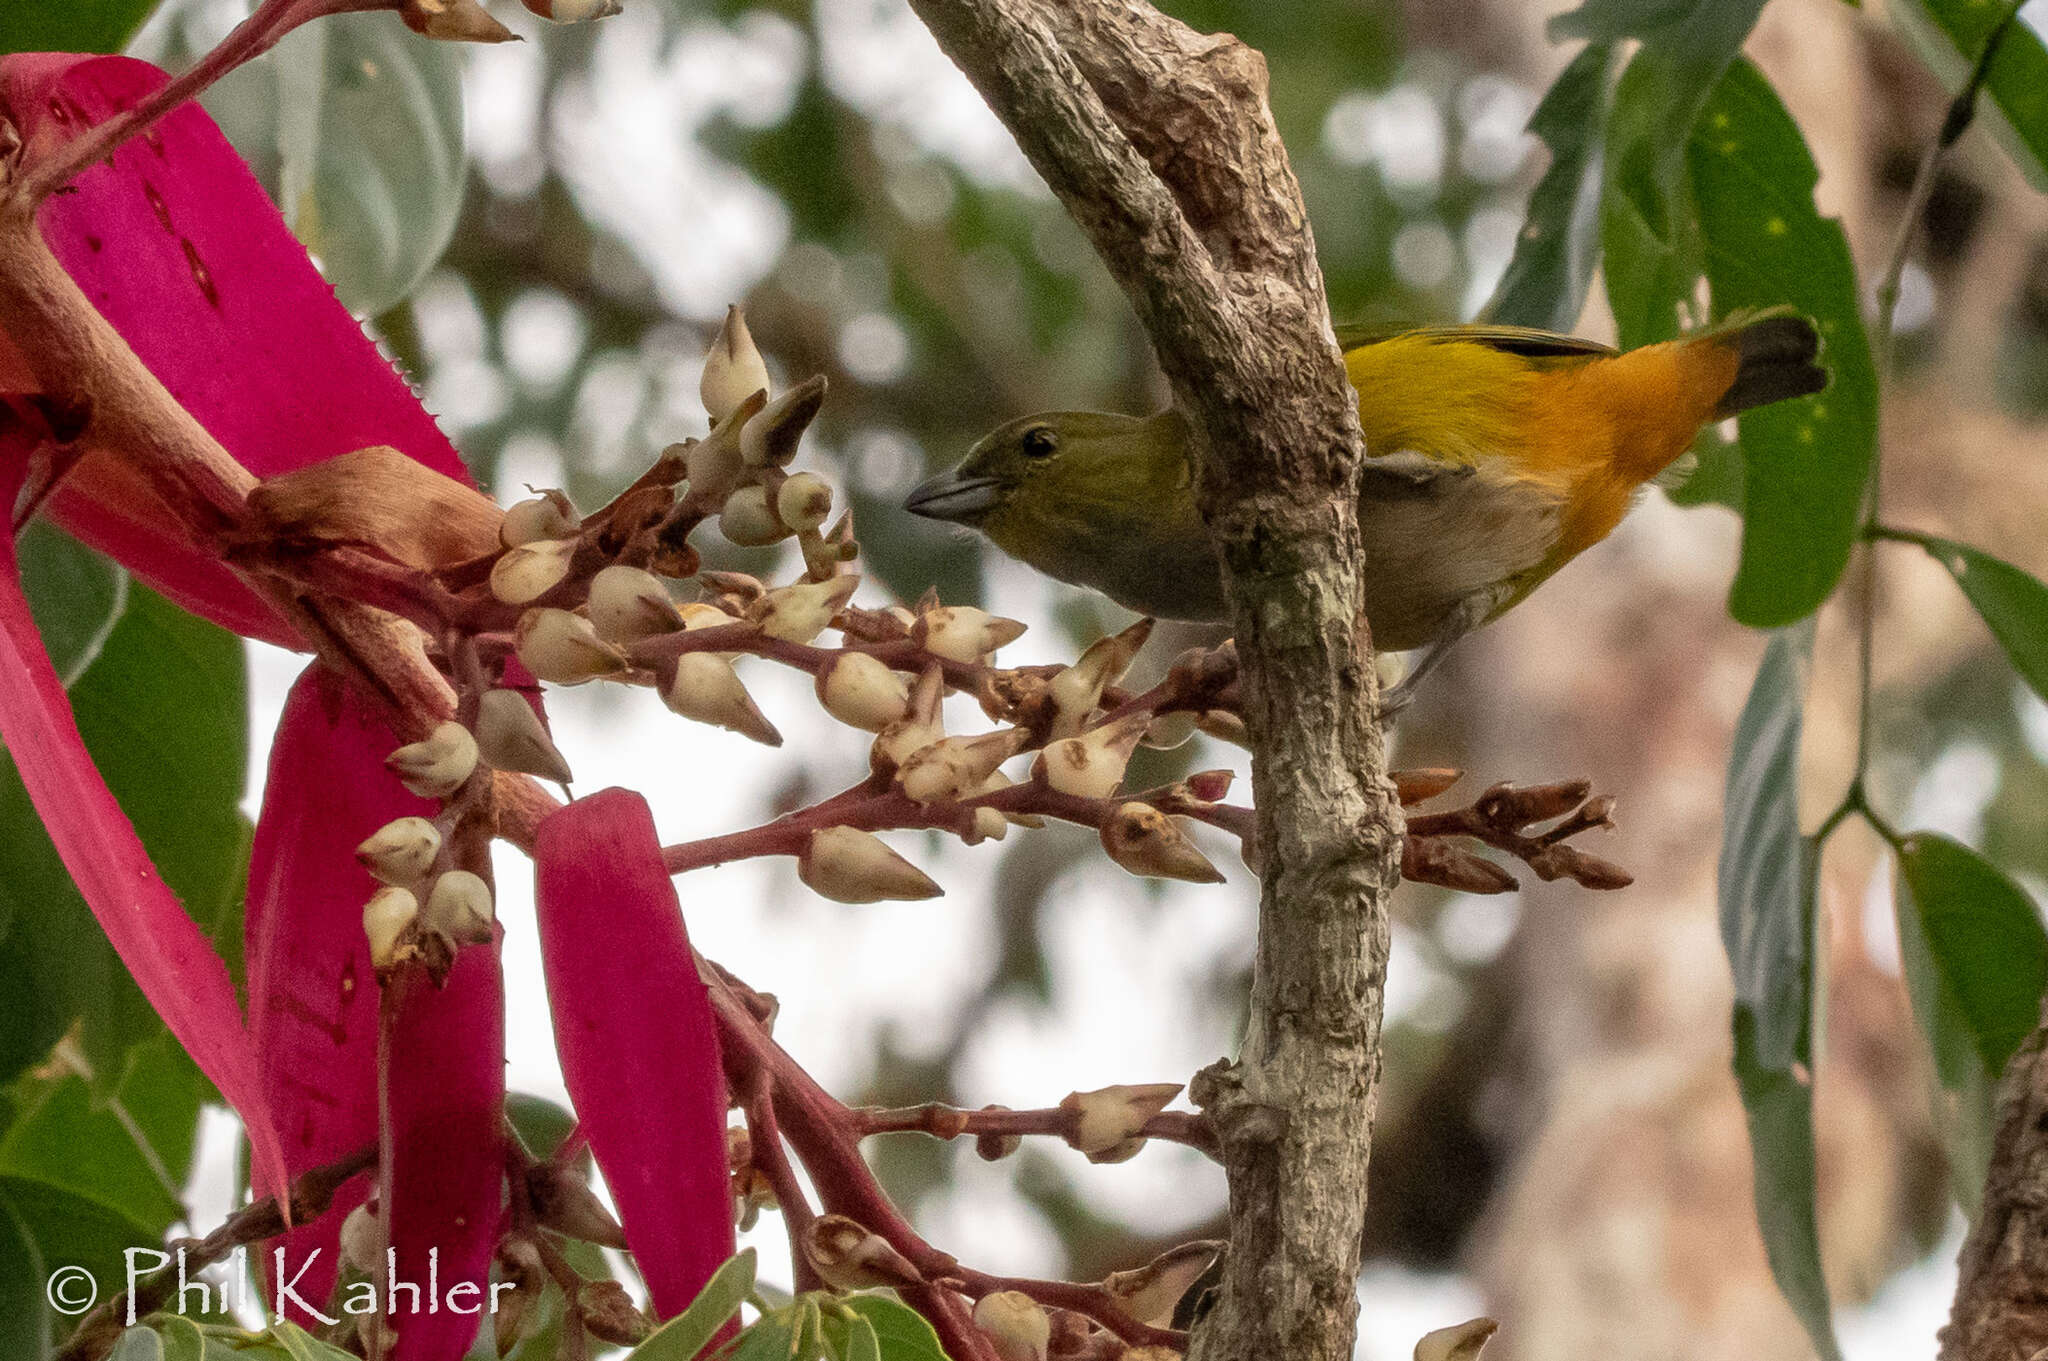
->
<box><xmin>386</xmin><ymin>721</ymin><xmax>479</xmax><ymax>799</ymax></box>
<box><xmin>718</xmin><ymin>484</ymin><xmax>790</xmax><ymax>547</ymax></box>
<box><xmin>499</xmin><ymin>489</ymin><xmax>580</xmax><ymax>547</ymax></box>
<box><xmin>588</xmin><ymin>565</ymin><xmax>682</xmax><ymax>643</ymax></box>
<box><xmin>802</xmin><ymin>1214</ymin><xmax>921</xmax><ymax>1291</ymax></box>
<box><xmin>776</xmin><ymin>472</ymin><xmax>834</xmax><ymax>534</ymax></box>
<box><xmin>815</xmin><ymin>652</ymin><xmax>911</xmax><ymax>731</ymax></box>
<box><xmin>897</xmin><ymin>728</ymin><xmax>1027</xmax><ymax>804</ymax></box>
<box><xmin>973</xmin><ymin>769</ymin><xmax>1043</xmax><ymax>830</ymax></box>
<box><xmin>701</xmin><ymin>305</ymin><xmax>772</xmax><ymax>423</ymax></box>
<box><xmin>363</xmin><ymin>887</ymin><xmax>420</xmax><ymax>970</ymax></box>
<box><xmin>489</xmin><ymin>537</ymin><xmax>577</xmax><ymax>606</ymax></box>
<box><xmin>339</xmin><ymin>1200</ymin><xmax>383</xmax><ymax>1275</ymax></box>
<box><xmin>1099</xmin><ymin>803</ymin><xmax>1223</xmax><ymax>883</ymax></box>
<box><xmin>754</xmin><ymin>574</ymin><xmax>859</xmax><ymax>644</ymax></box>
<box><xmin>355</xmin><ymin>817</ymin><xmax>442</xmax><ymax>886</ymax></box>
<box><xmin>1415</xmin><ymin>1318</ymin><xmax>1500</xmax><ymax>1361</ymax></box>
<box><xmin>1102</xmin><ymin>1242</ymin><xmax>1221</xmax><ymax>1327</ymax></box>
<box><xmin>1140</xmin><ymin>711</ymin><xmax>1199</xmax><ymax>750</ymax></box>
<box><xmin>663</xmin><ymin>653</ymin><xmax>781</xmax><ymax>746</ymax></box>
<box><xmin>798</xmin><ymin>827</ymin><xmax>941</xmax><ymax>904</ymax></box>
<box><xmin>1196</xmin><ymin>709</ymin><xmax>1248</xmax><ymax>747</ymax></box>
<box><xmin>1060</xmin><ymin>1082</ymin><xmax>1181</xmax><ymax>1157</ymax></box>
<box><xmin>1032</xmin><ymin>713</ymin><xmax>1149</xmax><ymax>800</ymax></box>
<box><xmin>400</xmin><ymin>0</ymin><xmax>516</xmax><ymax>42</ymax></box>
<box><xmin>520</xmin><ymin>0</ymin><xmax>622</xmax><ymax>23</ymax></box>
<box><xmin>739</xmin><ymin>374</ymin><xmax>827</xmax><ymax>467</ymax></box>
<box><xmin>425</xmin><ymin>870</ymin><xmax>495</xmax><ymax>945</ymax></box>
<box><xmin>686</xmin><ymin>393</ymin><xmax>762</xmax><ymax>502</ymax></box>
<box><xmin>914</xmin><ymin>605</ymin><xmax>1027</xmax><ymax>663</ymax></box>
<box><xmin>516</xmin><ymin>609</ymin><xmax>629</xmax><ymax>685</ymax></box>
<box><xmin>871</xmin><ymin>666</ymin><xmax>946</xmax><ymax>772</ymax></box>
<box><xmin>475</xmin><ymin>688</ymin><xmax>574</xmax><ymax>784</ymax></box>
<box><xmin>973</xmin><ymin>1291</ymin><xmax>1050</xmax><ymax>1361</ymax></box>
<box><xmin>1048</xmin><ymin>619</ymin><xmax>1153</xmax><ymax>738</ymax></box>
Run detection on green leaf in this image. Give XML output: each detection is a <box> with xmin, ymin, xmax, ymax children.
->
<box><xmin>111</xmin><ymin>1329</ymin><xmax>166</xmax><ymax>1361</ymax></box>
<box><xmin>1484</xmin><ymin>43</ymin><xmax>1618</xmax><ymax>332</ymax></box>
<box><xmin>1913</xmin><ymin>536</ymin><xmax>2048</xmax><ymax>704</ymax></box>
<box><xmin>0</xmin><ymin>1034</ymin><xmax>204</xmax><ymax>1237</ymax></box>
<box><xmin>834</xmin><ymin>1297</ymin><xmax>948</xmax><ymax>1361</ymax></box>
<box><xmin>626</xmin><ymin>1248</ymin><xmax>756</xmax><ymax>1361</ymax></box>
<box><xmin>1715</xmin><ymin>621</ymin><xmax>1840</xmax><ymax>1361</ymax></box>
<box><xmin>0</xmin><ymin>586</ymin><xmax>247</xmax><ymax>1091</ymax></box>
<box><xmin>1718</xmin><ymin>624</ymin><xmax>1815</xmax><ymax>1071</ymax></box>
<box><xmin>1893</xmin><ymin>852</ymin><xmax>1998</xmax><ymax>1214</ymax></box>
<box><xmin>1593</xmin><ymin>0</ymin><xmax>1767</xmax><ymax>348</ymax></box>
<box><xmin>1732</xmin><ymin>1010</ymin><xmax>1840</xmax><ymax>1361</ymax></box>
<box><xmin>0</xmin><ymin>1173</ymin><xmax>162</xmax><ymax>1358</ymax></box>
<box><xmin>1896</xmin><ymin>833</ymin><xmax>2048</xmax><ymax>1080</ymax></box>
<box><xmin>151</xmin><ymin>1314</ymin><xmax>208</xmax><ymax>1361</ymax></box>
<box><xmin>271</xmin><ymin>12</ymin><xmax>468</xmax><ymax>314</ymax></box>
<box><xmin>1896</xmin><ymin>0</ymin><xmax>2048</xmax><ymax>190</ymax></box>
<box><xmin>255</xmin><ymin>1322</ymin><xmax>359</xmax><ymax>1361</ymax></box>
<box><xmin>725</xmin><ymin>1309</ymin><xmax>808</xmax><ymax>1361</ymax></box>
<box><xmin>1689</xmin><ymin>60</ymin><xmax>1877</xmax><ymax>628</ymax></box>
<box><xmin>0</xmin><ymin>2</ymin><xmax>163</xmax><ymax>56</ymax></box>
<box><xmin>17</xmin><ymin>525</ymin><xmax>126</xmax><ymax>688</ymax></box>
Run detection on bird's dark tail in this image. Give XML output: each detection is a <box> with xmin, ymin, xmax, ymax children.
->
<box><xmin>1709</xmin><ymin>312</ymin><xmax>1828</xmax><ymax>418</ymax></box>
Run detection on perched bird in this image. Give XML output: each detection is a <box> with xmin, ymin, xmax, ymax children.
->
<box><xmin>904</xmin><ymin>312</ymin><xmax>1826</xmax><ymax>710</ymax></box>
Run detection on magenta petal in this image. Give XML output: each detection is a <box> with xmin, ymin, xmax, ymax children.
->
<box><xmin>535</xmin><ymin>788</ymin><xmax>735</xmax><ymax>1319</ymax></box>
<box><xmin>381</xmin><ymin>948</ymin><xmax>506</xmax><ymax>1361</ymax></box>
<box><xmin>0</xmin><ymin>508</ymin><xmax>287</xmax><ymax>1199</ymax></box>
<box><xmin>247</xmin><ymin>663</ymin><xmax>435</xmax><ymax>1321</ymax></box>
<box><xmin>0</xmin><ymin>52</ymin><xmax>470</xmax><ymax>644</ymax></box>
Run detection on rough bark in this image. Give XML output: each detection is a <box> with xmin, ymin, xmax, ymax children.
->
<box><xmin>899</xmin><ymin>4</ymin><xmax>1396</xmax><ymax>1360</ymax></box>
<box><xmin>1941</xmin><ymin>1022</ymin><xmax>2048</xmax><ymax>1361</ymax></box>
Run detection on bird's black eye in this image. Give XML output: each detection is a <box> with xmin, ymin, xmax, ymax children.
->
<box><xmin>1021</xmin><ymin>426</ymin><xmax>1060</xmax><ymax>458</ymax></box>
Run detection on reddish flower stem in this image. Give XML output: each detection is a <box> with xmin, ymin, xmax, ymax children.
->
<box><xmin>15</xmin><ymin>0</ymin><xmax>390</xmax><ymax>205</ymax></box>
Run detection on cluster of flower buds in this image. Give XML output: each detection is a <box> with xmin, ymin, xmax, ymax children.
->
<box><xmin>358</xmin><ymin>728</ymin><xmax>500</xmax><ymax>973</ymax></box>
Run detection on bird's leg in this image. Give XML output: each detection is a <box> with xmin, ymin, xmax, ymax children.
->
<box><xmin>1376</xmin><ymin>596</ymin><xmax>1489</xmax><ymax>721</ymax></box>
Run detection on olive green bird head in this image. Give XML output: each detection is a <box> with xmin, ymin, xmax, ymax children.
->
<box><xmin>902</xmin><ymin>410</ymin><xmax>1177</xmax><ymax>530</ymax></box>
<box><xmin>902</xmin><ymin>409</ymin><xmax>1225</xmax><ymax>621</ymax></box>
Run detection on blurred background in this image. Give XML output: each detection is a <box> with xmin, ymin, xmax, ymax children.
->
<box><xmin>117</xmin><ymin>0</ymin><xmax>2048</xmax><ymax>1355</ymax></box>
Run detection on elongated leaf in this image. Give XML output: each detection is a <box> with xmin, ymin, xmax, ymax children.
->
<box><xmin>245</xmin><ymin>665</ymin><xmax>428</xmax><ymax>1325</ymax></box>
<box><xmin>1895</xmin><ymin>0</ymin><xmax>2048</xmax><ymax>190</ymax></box>
<box><xmin>1690</xmin><ymin>60</ymin><xmax>1877</xmax><ymax>628</ymax></box>
<box><xmin>535</xmin><ymin>790</ymin><xmax>736</xmax><ymax>1322</ymax></box>
<box><xmin>151</xmin><ymin>1314</ymin><xmax>208</xmax><ymax>1361</ymax></box>
<box><xmin>626</xmin><ymin>1250</ymin><xmax>758</xmax><ymax>1361</ymax></box>
<box><xmin>271</xmin><ymin>12</ymin><xmax>467</xmax><ymax>315</ymax></box>
<box><xmin>1716</xmin><ymin>621</ymin><xmax>1840</xmax><ymax>1361</ymax></box>
<box><xmin>0</xmin><ymin>539</ymin><xmax>283</xmax><ymax>1198</ymax></box>
<box><xmin>16</xmin><ymin>523</ymin><xmax>125</xmax><ymax>687</ymax></box>
<box><xmin>1897</xmin><ymin>833</ymin><xmax>2048</xmax><ymax>1079</ymax></box>
<box><xmin>1485</xmin><ymin>43</ymin><xmax>1617</xmax><ymax>331</ymax></box>
<box><xmin>379</xmin><ymin>948</ymin><xmax>505</xmax><ymax>1361</ymax></box>
<box><xmin>1913</xmin><ymin>535</ymin><xmax>2048</xmax><ymax>703</ymax></box>
<box><xmin>1893</xmin><ymin>852</ymin><xmax>1998</xmax><ymax>1213</ymax></box>
<box><xmin>1591</xmin><ymin>0</ymin><xmax>1767</xmax><ymax>348</ymax></box>
<box><xmin>1718</xmin><ymin>624</ymin><xmax>1815</xmax><ymax>1071</ymax></box>
<box><xmin>0</xmin><ymin>1172</ymin><xmax>161</xmax><ymax>1358</ymax></box>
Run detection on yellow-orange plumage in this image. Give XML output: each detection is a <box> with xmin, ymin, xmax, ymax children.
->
<box><xmin>907</xmin><ymin>311</ymin><xmax>1826</xmax><ymax>706</ymax></box>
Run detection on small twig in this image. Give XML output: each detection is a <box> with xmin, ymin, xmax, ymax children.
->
<box><xmin>851</xmin><ymin>1100</ymin><xmax>1218</xmax><ymax>1157</ymax></box>
<box><xmin>56</xmin><ymin>1146</ymin><xmax>377</xmax><ymax>1361</ymax></box>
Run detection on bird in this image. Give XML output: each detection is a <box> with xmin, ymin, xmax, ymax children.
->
<box><xmin>903</xmin><ymin>312</ymin><xmax>1827</xmax><ymax>713</ymax></box>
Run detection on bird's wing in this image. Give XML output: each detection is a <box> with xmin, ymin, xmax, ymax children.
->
<box><xmin>1333</xmin><ymin>321</ymin><xmax>1618</xmax><ymax>360</ymax></box>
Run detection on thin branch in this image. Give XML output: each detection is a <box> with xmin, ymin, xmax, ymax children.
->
<box><xmin>56</xmin><ymin>1146</ymin><xmax>377</xmax><ymax>1361</ymax></box>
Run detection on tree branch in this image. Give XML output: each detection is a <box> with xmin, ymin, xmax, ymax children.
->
<box><xmin>898</xmin><ymin>4</ymin><xmax>1393</xmax><ymax>1360</ymax></box>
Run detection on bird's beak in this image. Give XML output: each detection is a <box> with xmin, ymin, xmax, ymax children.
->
<box><xmin>904</xmin><ymin>467</ymin><xmax>1003</xmax><ymax>524</ymax></box>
